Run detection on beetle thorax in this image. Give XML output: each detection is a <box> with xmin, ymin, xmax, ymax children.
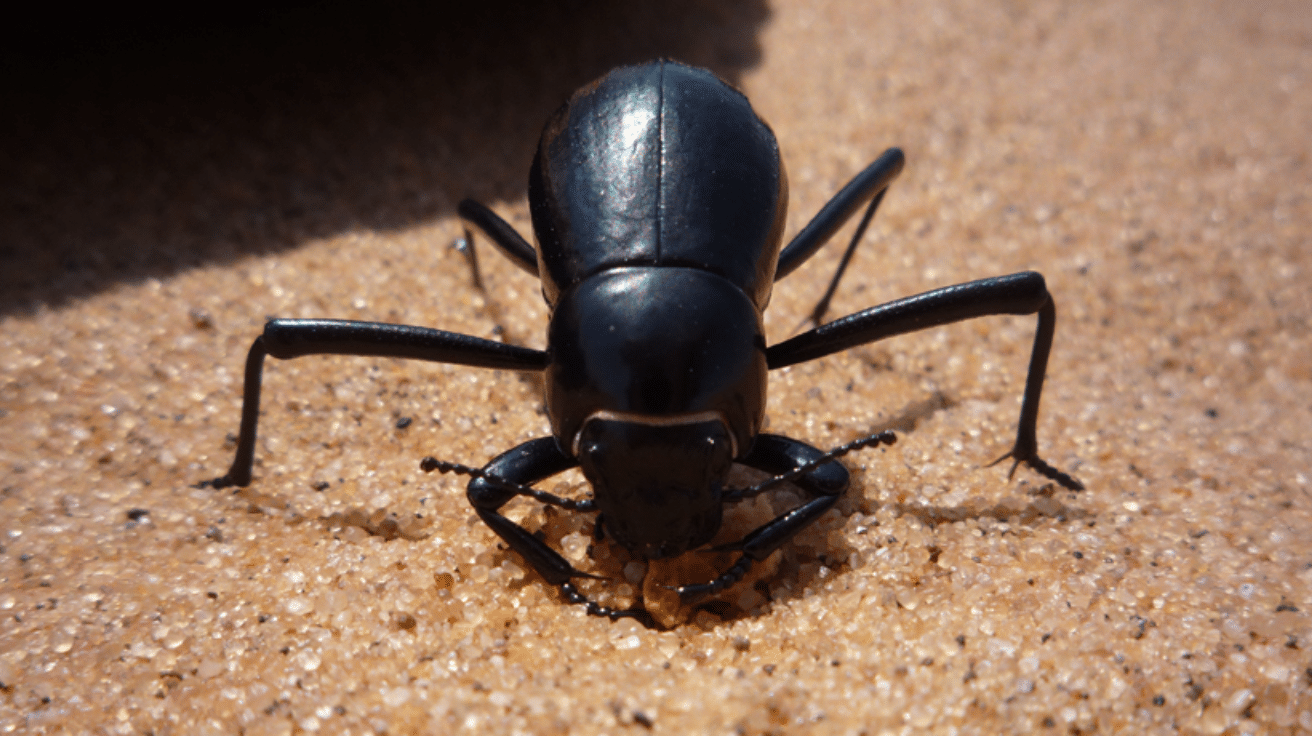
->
<box><xmin>545</xmin><ymin>266</ymin><xmax>767</xmax><ymax>463</ymax></box>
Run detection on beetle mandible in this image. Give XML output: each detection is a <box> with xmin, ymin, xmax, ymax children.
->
<box><xmin>206</xmin><ymin>60</ymin><xmax>1082</xmax><ymax>621</ymax></box>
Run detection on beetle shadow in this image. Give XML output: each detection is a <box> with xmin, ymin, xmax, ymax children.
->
<box><xmin>689</xmin><ymin>482</ymin><xmax>1091</xmax><ymax>628</ymax></box>
<box><xmin>685</xmin><ymin>393</ymin><xmax>1091</xmax><ymax>628</ymax></box>
<box><xmin>2</xmin><ymin>0</ymin><xmax>770</xmax><ymax>316</ymax></box>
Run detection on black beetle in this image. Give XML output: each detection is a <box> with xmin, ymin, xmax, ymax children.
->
<box><xmin>206</xmin><ymin>60</ymin><xmax>1081</xmax><ymax>620</ymax></box>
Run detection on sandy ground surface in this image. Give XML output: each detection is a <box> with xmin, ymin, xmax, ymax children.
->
<box><xmin>2</xmin><ymin>0</ymin><xmax>1310</xmax><ymax>733</ymax></box>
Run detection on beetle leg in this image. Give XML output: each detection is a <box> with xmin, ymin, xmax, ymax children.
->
<box><xmin>452</xmin><ymin>227</ymin><xmax>485</xmax><ymax>291</ymax></box>
<box><xmin>457</xmin><ymin>199</ymin><xmax>540</xmax><ymax>278</ymax></box>
<box><xmin>802</xmin><ymin>188</ymin><xmax>887</xmax><ymax>326</ymax></box>
<box><xmin>767</xmin><ymin>271</ymin><xmax>1083</xmax><ymax>490</ymax></box>
<box><xmin>776</xmin><ymin>148</ymin><xmax>905</xmax><ymax>324</ymax></box>
<box><xmin>200</xmin><ymin>318</ymin><xmax>547</xmax><ymax>490</ymax></box>
<box><xmin>465</xmin><ymin>438</ymin><xmax>652</xmax><ymax>623</ymax></box>
<box><xmin>676</xmin><ymin>434</ymin><xmax>847</xmax><ymax>603</ymax></box>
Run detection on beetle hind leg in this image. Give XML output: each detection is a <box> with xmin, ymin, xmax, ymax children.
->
<box><xmin>456</xmin><ymin>199</ymin><xmax>540</xmax><ymax>280</ymax></box>
<box><xmin>768</xmin><ymin>271</ymin><xmax>1083</xmax><ymax>491</ymax></box>
<box><xmin>775</xmin><ymin>148</ymin><xmax>906</xmax><ymax>326</ymax></box>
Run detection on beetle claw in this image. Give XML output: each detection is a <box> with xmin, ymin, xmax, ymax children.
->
<box><xmin>986</xmin><ymin>449</ymin><xmax>1025</xmax><ymax>478</ymax></box>
<box><xmin>988</xmin><ymin>448</ymin><xmax>1084</xmax><ymax>491</ymax></box>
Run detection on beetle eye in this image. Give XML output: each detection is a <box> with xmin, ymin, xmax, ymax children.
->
<box><xmin>702</xmin><ymin>433</ymin><xmax>733</xmax><ymax>480</ymax></box>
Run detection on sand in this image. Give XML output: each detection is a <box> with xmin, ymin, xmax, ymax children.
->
<box><xmin>2</xmin><ymin>1</ymin><xmax>1309</xmax><ymax>733</ymax></box>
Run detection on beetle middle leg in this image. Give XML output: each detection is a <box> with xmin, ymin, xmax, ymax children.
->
<box><xmin>201</xmin><ymin>318</ymin><xmax>548</xmax><ymax>490</ymax></box>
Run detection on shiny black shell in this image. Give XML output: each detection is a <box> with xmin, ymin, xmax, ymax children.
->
<box><xmin>528</xmin><ymin>60</ymin><xmax>789</xmax><ymax>310</ymax></box>
<box><xmin>532</xmin><ymin>61</ymin><xmax>786</xmax><ymax>456</ymax></box>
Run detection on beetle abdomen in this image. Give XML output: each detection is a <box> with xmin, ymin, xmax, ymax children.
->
<box><xmin>530</xmin><ymin>60</ymin><xmax>787</xmax><ymax>309</ymax></box>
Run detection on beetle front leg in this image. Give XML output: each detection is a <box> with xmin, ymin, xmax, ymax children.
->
<box><xmin>460</xmin><ymin>438</ymin><xmax>652</xmax><ymax>622</ymax></box>
<box><xmin>767</xmin><ymin>271</ymin><xmax>1083</xmax><ymax>490</ymax></box>
<box><xmin>676</xmin><ymin>434</ymin><xmax>850</xmax><ymax>603</ymax></box>
<box><xmin>463</xmin><ymin>437</ymin><xmax>581</xmax><ymax>588</ymax></box>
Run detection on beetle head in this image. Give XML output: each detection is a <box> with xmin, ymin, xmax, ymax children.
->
<box><xmin>576</xmin><ymin>415</ymin><xmax>732</xmax><ymax>559</ymax></box>
<box><xmin>545</xmin><ymin>267</ymin><xmax>767</xmax><ymax>558</ymax></box>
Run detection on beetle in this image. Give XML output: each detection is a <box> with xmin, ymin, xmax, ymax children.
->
<box><xmin>206</xmin><ymin>60</ymin><xmax>1082</xmax><ymax>621</ymax></box>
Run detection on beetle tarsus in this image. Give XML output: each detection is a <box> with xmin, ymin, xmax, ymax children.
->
<box><xmin>677</xmin><ymin>555</ymin><xmax>754</xmax><ymax>604</ymax></box>
<box><xmin>194</xmin><ymin>474</ymin><xmax>239</xmax><ymax>490</ymax></box>
<box><xmin>560</xmin><ymin>582</ymin><xmax>655</xmax><ymax>625</ymax></box>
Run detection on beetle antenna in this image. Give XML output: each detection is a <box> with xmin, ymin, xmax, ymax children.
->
<box><xmin>725</xmin><ymin>430</ymin><xmax>898</xmax><ymax>502</ymax></box>
<box><xmin>420</xmin><ymin>457</ymin><xmax>596</xmax><ymax>512</ymax></box>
